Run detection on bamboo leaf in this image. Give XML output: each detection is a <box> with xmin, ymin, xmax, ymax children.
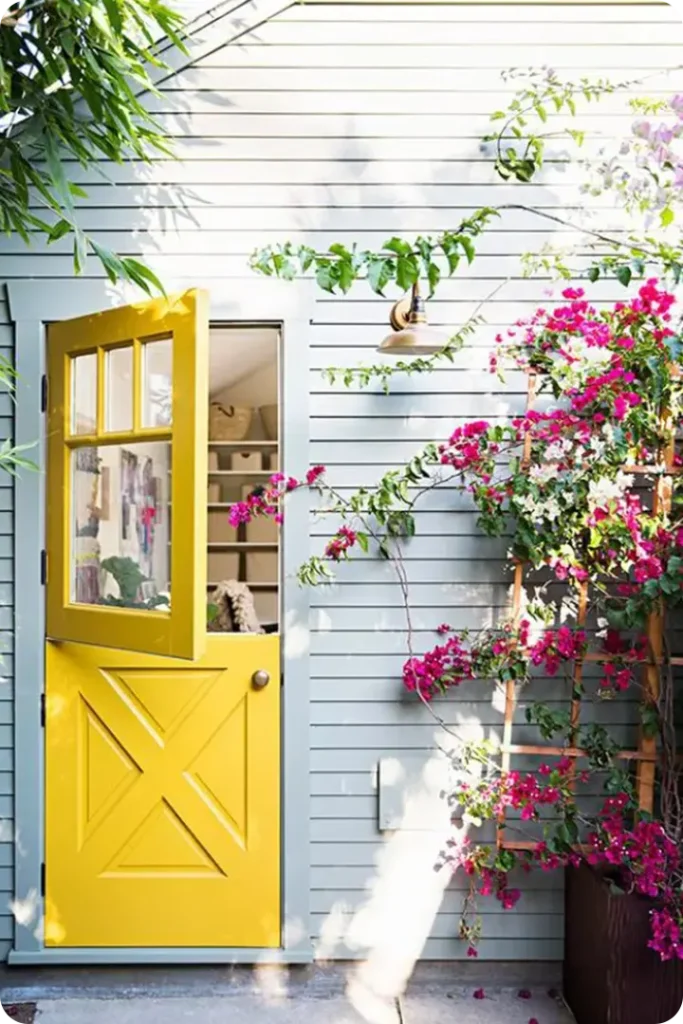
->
<box><xmin>47</xmin><ymin>219</ymin><xmax>73</xmax><ymax>244</ymax></box>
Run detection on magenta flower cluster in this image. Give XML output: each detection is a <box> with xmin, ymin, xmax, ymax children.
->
<box><xmin>227</xmin><ymin>465</ymin><xmax>325</xmax><ymax>529</ymax></box>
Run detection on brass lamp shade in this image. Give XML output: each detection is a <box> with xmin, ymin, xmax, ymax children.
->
<box><xmin>377</xmin><ymin>282</ymin><xmax>449</xmax><ymax>355</ymax></box>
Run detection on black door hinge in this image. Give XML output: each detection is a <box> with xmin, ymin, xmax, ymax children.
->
<box><xmin>40</xmin><ymin>693</ymin><xmax>45</xmax><ymax>728</ymax></box>
<box><xmin>40</xmin><ymin>862</ymin><xmax>46</xmax><ymax>898</ymax></box>
<box><xmin>40</xmin><ymin>374</ymin><xmax>48</xmax><ymax>414</ymax></box>
<box><xmin>40</xmin><ymin>549</ymin><xmax>47</xmax><ymax>586</ymax></box>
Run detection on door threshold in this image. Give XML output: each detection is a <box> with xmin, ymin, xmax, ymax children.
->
<box><xmin>7</xmin><ymin>947</ymin><xmax>313</xmax><ymax>967</ymax></box>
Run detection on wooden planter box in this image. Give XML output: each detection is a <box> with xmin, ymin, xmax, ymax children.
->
<box><xmin>564</xmin><ymin>861</ymin><xmax>683</xmax><ymax>1024</ymax></box>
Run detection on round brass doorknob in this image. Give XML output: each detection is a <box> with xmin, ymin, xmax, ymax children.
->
<box><xmin>252</xmin><ymin>669</ymin><xmax>270</xmax><ymax>690</ymax></box>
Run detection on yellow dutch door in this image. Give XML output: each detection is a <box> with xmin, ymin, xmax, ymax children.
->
<box><xmin>44</xmin><ymin>292</ymin><xmax>280</xmax><ymax>948</ymax></box>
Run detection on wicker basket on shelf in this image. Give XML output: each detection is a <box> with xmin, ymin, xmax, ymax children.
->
<box><xmin>209</xmin><ymin>402</ymin><xmax>253</xmax><ymax>441</ymax></box>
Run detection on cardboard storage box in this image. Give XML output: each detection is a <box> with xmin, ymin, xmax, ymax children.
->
<box><xmin>208</xmin><ymin>449</ymin><xmax>220</xmax><ymax>501</ymax></box>
<box><xmin>247</xmin><ymin>518</ymin><xmax>279</xmax><ymax>543</ymax></box>
<box><xmin>254</xmin><ymin>590</ymin><xmax>279</xmax><ymax>627</ymax></box>
<box><xmin>230</xmin><ymin>451</ymin><xmax>263</xmax><ymax>472</ymax></box>
<box><xmin>208</xmin><ymin>510</ymin><xmax>238</xmax><ymax>543</ymax></box>
<box><xmin>246</xmin><ymin>551</ymin><xmax>278</xmax><ymax>584</ymax></box>
<box><xmin>207</xmin><ymin>550</ymin><xmax>239</xmax><ymax>583</ymax></box>
<box><xmin>241</xmin><ymin>484</ymin><xmax>279</xmax><ymax>544</ymax></box>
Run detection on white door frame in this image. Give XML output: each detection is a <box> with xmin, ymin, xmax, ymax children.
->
<box><xmin>7</xmin><ymin>277</ymin><xmax>314</xmax><ymax>964</ymax></box>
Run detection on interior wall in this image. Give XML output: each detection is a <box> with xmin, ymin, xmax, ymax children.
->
<box><xmin>212</xmin><ymin>362</ymin><xmax>278</xmax><ymax>440</ymax></box>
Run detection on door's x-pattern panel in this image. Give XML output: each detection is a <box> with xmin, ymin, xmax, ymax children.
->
<box><xmin>76</xmin><ymin>667</ymin><xmax>248</xmax><ymax>878</ymax></box>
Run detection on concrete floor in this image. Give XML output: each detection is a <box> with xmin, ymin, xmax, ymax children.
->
<box><xmin>0</xmin><ymin>964</ymin><xmax>575</xmax><ymax>1023</ymax></box>
<box><xmin>0</xmin><ymin>989</ymin><xmax>576</xmax><ymax>1024</ymax></box>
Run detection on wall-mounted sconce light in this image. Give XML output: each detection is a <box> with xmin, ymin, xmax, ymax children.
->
<box><xmin>376</xmin><ymin>281</ymin><xmax>449</xmax><ymax>355</ymax></box>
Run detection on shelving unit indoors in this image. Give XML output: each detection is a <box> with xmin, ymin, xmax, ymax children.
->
<box><xmin>205</xmin><ymin>326</ymin><xmax>280</xmax><ymax>632</ymax></box>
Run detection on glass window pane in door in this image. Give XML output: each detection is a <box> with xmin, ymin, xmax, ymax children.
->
<box><xmin>105</xmin><ymin>346</ymin><xmax>133</xmax><ymax>433</ymax></box>
<box><xmin>70</xmin><ymin>440</ymin><xmax>171</xmax><ymax>611</ymax></box>
<box><xmin>71</xmin><ymin>353</ymin><xmax>97</xmax><ymax>435</ymax></box>
<box><xmin>142</xmin><ymin>337</ymin><xmax>173</xmax><ymax>428</ymax></box>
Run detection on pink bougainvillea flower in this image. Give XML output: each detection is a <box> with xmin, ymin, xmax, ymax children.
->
<box><xmin>518</xmin><ymin>989</ymin><xmax>532</xmax><ymax>999</ymax></box>
<box><xmin>306</xmin><ymin>465</ymin><xmax>325</xmax><ymax>485</ymax></box>
<box><xmin>466</xmin><ymin>945</ymin><xmax>478</xmax><ymax>958</ymax></box>
<box><xmin>500</xmin><ymin>887</ymin><xmax>522</xmax><ymax>910</ymax></box>
<box><xmin>473</xmin><ymin>989</ymin><xmax>485</xmax><ymax>1000</ymax></box>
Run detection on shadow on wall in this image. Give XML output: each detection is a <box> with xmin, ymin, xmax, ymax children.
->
<box><xmin>317</xmin><ymin>750</ymin><xmax>470</xmax><ymax>1024</ymax></box>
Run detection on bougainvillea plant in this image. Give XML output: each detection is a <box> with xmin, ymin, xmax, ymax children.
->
<box><xmin>236</xmin><ymin>279</ymin><xmax>683</xmax><ymax>961</ymax></box>
<box><xmin>237</xmin><ymin>77</ymin><xmax>683</xmax><ymax>963</ymax></box>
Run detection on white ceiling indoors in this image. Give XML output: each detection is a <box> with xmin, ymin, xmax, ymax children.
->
<box><xmin>208</xmin><ymin>326</ymin><xmax>279</xmax><ymax>395</ymax></box>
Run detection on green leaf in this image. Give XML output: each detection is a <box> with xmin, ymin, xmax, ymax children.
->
<box><xmin>616</xmin><ymin>265</ymin><xmax>632</xmax><ymax>287</ymax></box>
<box><xmin>91</xmin><ymin>5</ymin><xmax>115</xmax><ymax>40</ymax></box>
<box><xmin>337</xmin><ymin>260</ymin><xmax>355</xmax><ymax>294</ymax></box>
<box><xmin>367</xmin><ymin>258</ymin><xmax>393</xmax><ymax>296</ymax></box>
<box><xmin>9</xmin><ymin>151</ymin><xmax>28</xmax><ymax>207</ymax></box>
<box><xmin>316</xmin><ymin>263</ymin><xmax>336</xmax><ymax>293</ymax></box>
<box><xmin>446</xmin><ymin>250</ymin><xmax>460</xmax><ymax>274</ymax></box>
<box><xmin>383</xmin><ymin>237</ymin><xmax>413</xmax><ymax>256</ymax></box>
<box><xmin>90</xmin><ymin>240</ymin><xmax>124</xmax><ymax>283</ymax></box>
<box><xmin>73</xmin><ymin>229</ymin><xmax>87</xmax><ymax>276</ymax></box>
<box><xmin>534</xmin><ymin>103</ymin><xmax>548</xmax><ymax>122</ymax></box>
<box><xmin>490</xmin><ymin>111</ymin><xmax>507</xmax><ymax>121</ymax></box>
<box><xmin>427</xmin><ymin>261</ymin><xmax>441</xmax><ymax>295</ymax></box>
<box><xmin>587</xmin><ymin>265</ymin><xmax>601</xmax><ymax>283</ymax></box>
<box><xmin>457</xmin><ymin>236</ymin><xmax>475</xmax><ymax>264</ymax></box>
<box><xmin>44</xmin><ymin>132</ymin><xmax>74</xmax><ymax>213</ymax></box>
<box><xmin>396</xmin><ymin>255</ymin><xmax>419</xmax><ymax>292</ymax></box>
<box><xmin>299</xmin><ymin>248</ymin><xmax>315</xmax><ymax>272</ymax></box>
<box><xmin>58</xmin><ymin>24</ymin><xmax>76</xmax><ymax>56</ymax></box>
<box><xmin>47</xmin><ymin>219</ymin><xmax>73</xmax><ymax>244</ymax></box>
<box><xmin>661</xmin><ymin>206</ymin><xmax>675</xmax><ymax>228</ymax></box>
<box><xmin>121</xmin><ymin>257</ymin><xmax>166</xmax><ymax>296</ymax></box>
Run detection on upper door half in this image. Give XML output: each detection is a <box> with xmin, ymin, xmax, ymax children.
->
<box><xmin>46</xmin><ymin>290</ymin><xmax>210</xmax><ymax>660</ymax></box>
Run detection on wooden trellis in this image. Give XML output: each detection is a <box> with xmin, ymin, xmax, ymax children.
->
<box><xmin>496</xmin><ymin>371</ymin><xmax>678</xmax><ymax>851</ymax></box>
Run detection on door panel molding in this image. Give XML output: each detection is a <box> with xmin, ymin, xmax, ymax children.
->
<box><xmin>8</xmin><ymin>279</ymin><xmax>314</xmax><ymax>962</ymax></box>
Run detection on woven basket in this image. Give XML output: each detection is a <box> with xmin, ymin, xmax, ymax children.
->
<box><xmin>209</xmin><ymin>402</ymin><xmax>253</xmax><ymax>441</ymax></box>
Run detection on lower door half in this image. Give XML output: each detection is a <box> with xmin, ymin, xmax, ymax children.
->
<box><xmin>45</xmin><ymin>634</ymin><xmax>280</xmax><ymax>947</ymax></box>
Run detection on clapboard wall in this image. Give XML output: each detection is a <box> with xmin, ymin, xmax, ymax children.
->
<box><xmin>0</xmin><ymin>0</ymin><xmax>681</xmax><ymax>962</ymax></box>
<box><xmin>0</xmin><ymin>289</ymin><xmax>13</xmax><ymax>961</ymax></box>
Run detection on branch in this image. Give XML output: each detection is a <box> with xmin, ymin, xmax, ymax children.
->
<box><xmin>1</xmin><ymin>0</ymin><xmax>49</xmax><ymax>22</ymax></box>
